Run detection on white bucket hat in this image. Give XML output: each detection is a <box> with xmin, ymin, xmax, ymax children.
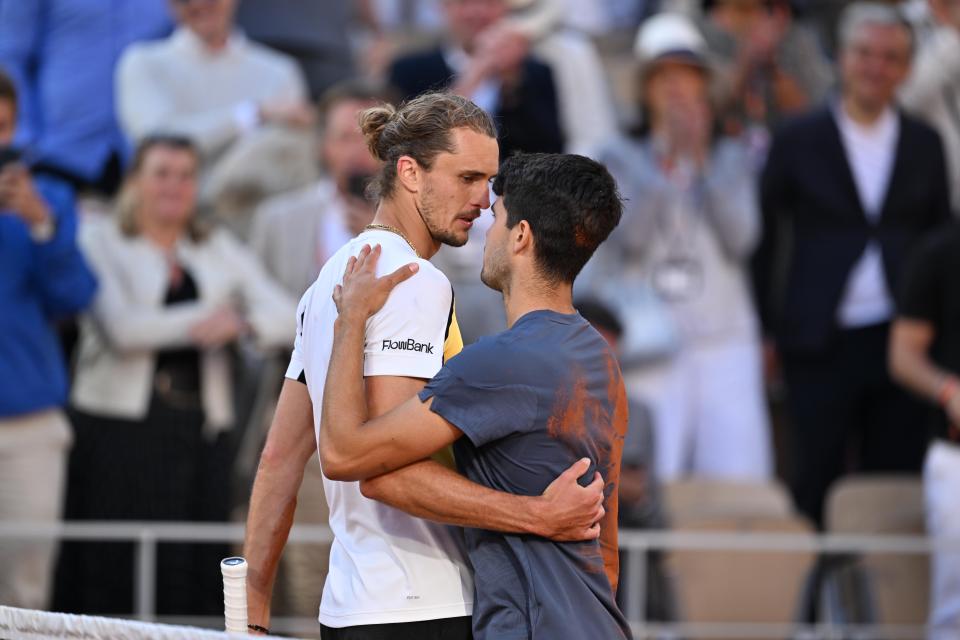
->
<box><xmin>634</xmin><ymin>12</ymin><xmax>711</xmax><ymax>75</ymax></box>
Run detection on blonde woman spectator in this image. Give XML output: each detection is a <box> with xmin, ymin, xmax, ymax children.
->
<box><xmin>116</xmin><ymin>0</ymin><xmax>316</xmax><ymax>236</ymax></box>
<box><xmin>55</xmin><ymin>135</ymin><xmax>295</xmax><ymax>616</ymax></box>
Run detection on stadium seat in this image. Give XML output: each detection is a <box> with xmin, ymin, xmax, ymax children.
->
<box><xmin>663</xmin><ymin>478</ymin><xmax>796</xmax><ymax>525</ymax></box>
<box><xmin>821</xmin><ymin>475</ymin><xmax>928</xmax><ymax>627</ymax></box>
<box><xmin>664</xmin><ymin>514</ymin><xmax>816</xmax><ymax>639</ymax></box>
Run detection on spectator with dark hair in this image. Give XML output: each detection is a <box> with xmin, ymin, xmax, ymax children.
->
<box><xmin>319</xmin><ymin>152</ymin><xmax>631</xmax><ymax>639</ymax></box>
<box><xmin>116</xmin><ymin>0</ymin><xmax>315</xmax><ymax>237</ymax></box>
<box><xmin>251</xmin><ymin>81</ymin><xmax>386</xmax><ymax>299</ymax></box>
<box><xmin>55</xmin><ymin>136</ymin><xmax>295</xmax><ymax>616</ymax></box>
<box><xmin>387</xmin><ymin>0</ymin><xmax>564</xmax><ymax>157</ymax></box>
<box><xmin>0</xmin><ymin>0</ymin><xmax>172</xmax><ymax>198</ymax></box>
<box><xmin>890</xmin><ymin>222</ymin><xmax>960</xmax><ymax>640</ymax></box>
<box><xmin>589</xmin><ymin>12</ymin><xmax>772</xmax><ymax>482</ymax></box>
<box><xmin>755</xmin><ymin>2</ymin><xmax>951</xmax><ymax>526</ymax></box>
<box><xmin>699</xmin><ymin>0</ymin><xmax>834</xmax><ymax>138</ymax></box>
<box><xmin>0</xmin><ymin>69</ymin><xmax>97</xmax><ymax>611</ymax></box>
<box><xmin>468</xmin><ymin>0</ymin><xmax>620</xmax><ymax>153</ymax></box>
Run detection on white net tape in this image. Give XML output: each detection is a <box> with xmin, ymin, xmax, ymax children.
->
<box><xmin>0</xmin><ymin>606</ymin><xmax>289</xmax><ymax>640</ymax></box>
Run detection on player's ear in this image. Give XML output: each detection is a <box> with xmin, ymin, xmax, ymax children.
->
<box><xmin>513</xmin><ymin>220</ymin><xmax>533</xmax><ymax>256</ymax></box>
<box><xmin>396</xmin><ymin>156</ymin><xmax>421</xmax><ymax>194</ymax></box>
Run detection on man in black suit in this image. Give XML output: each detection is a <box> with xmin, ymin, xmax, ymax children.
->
<box><xmin>755</xmin><ymin>2</ymin><xmax>952</xmax><ymax>526</ymax></box>
<box><xmin>388</xmin><ymin>0</ymin><xmax>564</xmax><ymax>158</ymax></box>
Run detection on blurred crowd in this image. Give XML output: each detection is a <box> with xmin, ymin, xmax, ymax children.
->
<box><xmin>2</xmin><ymin>0</ymin><xmax>960</xmax><ymax>636</ymax></box>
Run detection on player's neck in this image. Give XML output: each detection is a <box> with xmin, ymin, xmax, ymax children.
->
<box><xmin>503</xmin><ymin>279</ymin><xmax>575</xmax><ymax>328</ymax></box>
<box><xmin>370</xmin><ymin>198</ymin><xmax>440</xmax><ymax>260</ymax></box>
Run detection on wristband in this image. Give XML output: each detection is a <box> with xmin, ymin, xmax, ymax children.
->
<box><xmin>938</xmin><ymin>376</ymin><xmax>959</xmax><ymax>408</ymax></box>
<box><xmin>248</xmin><ymin>623</ymin><xmax>270</xmax><ymax>634</ymax></box>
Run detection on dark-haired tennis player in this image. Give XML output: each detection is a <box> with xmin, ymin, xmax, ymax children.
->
<box><xmin>321</xmin><ymin>153</ymin><xmax>632</xmax><ymax>640</ymax></box>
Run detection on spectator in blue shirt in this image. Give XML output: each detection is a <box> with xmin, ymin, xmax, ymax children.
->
<box><xmin>0</xmin><ymin>70</ymin><xmax>97</xmax><ymax>609</ymax></box>
<box><xmin>0</xmin><ymin>0</ymin><xmax>171</xmax><ymax>196</ymax></box>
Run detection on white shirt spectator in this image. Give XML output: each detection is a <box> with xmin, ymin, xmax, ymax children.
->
<box><xmin>71</xmin><ymin>220</ymin><xmax>296</xmax><ymax>433</ymax></box>
<box><xmin>116</xmin><ymin>27</ymin><xmax>306</xmax><ymax>157</ymax></box>
<box><xmin>835</xmin><ymin>105</ymin><xmax>898</xmax><ymax>328</ymax></box>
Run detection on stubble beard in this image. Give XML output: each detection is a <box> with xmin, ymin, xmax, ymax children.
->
<box><xmin>418</xmin><ymin>183</ymin><xmax>468</xmax><ymax>248</ymax></box>
<box><xmin>480</xmin><ymin>243</ymin><xmax>507</xmax><ymax>292</ymax></box>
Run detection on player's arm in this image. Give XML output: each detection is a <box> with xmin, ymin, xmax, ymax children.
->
<box><xmin>359</xmin><ymin>375</ymin><xmax>605</xmax><ymax>540</ymax></box>
<box><xmin>318</xmin><ymin>245</ymin><xmax>459</xmax><ymax>479</ymax></box>
<box><xmin>889</xmin><ymin>317</ymin><xmax>948</xmax><ymax>402</ymax></box>
<box><xmin>324</xmin><ymin>246</ymin><xmax>605</xmax><ymax>539</ymax></box>
<box><xmin>243</xmin><ymin>378</ymin><xmax>317</xmax><ymax>634</ymax></box>
<box><xmin>320</xmin><ymin>327</ymin><xmax>461</xmax><ymax>480</ymax></box>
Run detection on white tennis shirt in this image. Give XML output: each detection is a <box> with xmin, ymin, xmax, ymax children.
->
<box><xmin>285</xmin><ymin>229</ymin><xmax>473</xmax><ymax>628</ymax></box>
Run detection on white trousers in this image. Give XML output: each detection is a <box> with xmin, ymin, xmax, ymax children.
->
<box><xmin>925</xmin><ymin>440</ymin><xmax>960</xmax><ymax>640</ymax></box>
<box><xmin>624</xmin><ymin>336</ymin><xmax>772</xmax><ymax>482</ymax></box>
<box><xmin>0</xmin><ymin>409</ymin><xmax>71</xmax><ymax>609</ymax></box>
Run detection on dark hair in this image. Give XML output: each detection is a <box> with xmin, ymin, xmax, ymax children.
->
<box><xmin>358</xmin><ymin>92</ymin><xmax>497</xmax><ymax>200</ymax></box>
<box><xmin>0</xmin><ymin>68</ymin><xmax>17</xmax><ymax>113</ymax></box>
<box><xmin>119</xmin><ymin>134</ymin><xmax>208</xmax><ymax>240</ymax></box>
<box><xmin>491</xmin><ymin>153</ymin><xmax>623</xmax><ymax>284</ymax></box>
<box><xmin>575</xmin><ymin>298</ymin><xmax>624</xmax><ymax>338</ymax></box>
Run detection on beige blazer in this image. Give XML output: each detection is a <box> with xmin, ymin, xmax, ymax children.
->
<box><xmin>71</xmin><ymin>219</ymin><xmax>296</xmax><ymax>432</ymax></box>
<box><xmin>250</xmin><ymin>178</ymin><xmax>352</xmax><ymax>298</ymax></box>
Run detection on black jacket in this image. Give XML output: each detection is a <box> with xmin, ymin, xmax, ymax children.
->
<box><xmin>754</xmin><ymin>105</ymin><xmax>952</xmax><ymax>354</ymax></box>
<box><xmin>387</xmin><ymin>48</ymin><xmax>564</xmax><ymax>158</ymax></box>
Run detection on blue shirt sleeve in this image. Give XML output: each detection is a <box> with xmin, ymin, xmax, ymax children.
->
<box><xmin>418</xmin><ymin>343</ymin><xmax>539</xmax><ymax>447</ymax></box>
<box><xmin>0</xmin><ymin>0</ymin><xmax>44</xmax><ymax>147</ymax></box>
<box><xmin>30</xmin><ymin>175</ymin><xmax>97</xmax><ymax>317</ymax></box>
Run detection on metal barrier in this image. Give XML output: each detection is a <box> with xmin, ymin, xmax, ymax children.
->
<box><xmin>2</xmin><ymin>522</ymin><xmax>959</xmax><ymax>638</ymax></box>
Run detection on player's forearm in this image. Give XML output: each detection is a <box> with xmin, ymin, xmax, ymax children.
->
<box><xmin>360</xmin><ymin>459</ymin><xmax>547</xmax><ymax>535</ymax></box>
<box><xmin>320</xmin><ymin>314</ymin><xmax>371</xmax><ymax>468</ymax></box>
<box><xmin>243</xmin><ymin>455</ymin><xmax>306</xmax><ymax>627</ymax></box>
<box><xmin>890</xmin><ymin>330</ymin><xmax>950</xmax><ymax>402</ymax></box>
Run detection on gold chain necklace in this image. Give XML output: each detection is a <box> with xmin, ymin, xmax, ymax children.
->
<box><xmin>364</xmin><ymin>223</ymin><xmax>423</xmax><ymax>259</ymax></box>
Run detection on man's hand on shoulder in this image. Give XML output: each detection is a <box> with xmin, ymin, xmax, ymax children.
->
<box><xmin>532</xmin><ymin>458</ymin><xmax>605</xmax><ymax>541</ymax></box>
<box><xmin>333</xmin><ymin>243</ymin><xmax>419</xmax><ymax>324</ymax></box>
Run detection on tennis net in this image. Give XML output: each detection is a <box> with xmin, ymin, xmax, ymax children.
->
<box><xmin>0</xmin><ymin>605</ymin><xmax>289</xmax><ymax>639</ymax></box>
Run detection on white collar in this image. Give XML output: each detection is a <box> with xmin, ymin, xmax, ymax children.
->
<box><xmin>171</xmin><ymin>26</ymin><xmax>247</xmax><ymax>58</ymax></box>
<box><xmin>835</xmin><ymin>101</ymin><xmax>898</xmax><ymax>138</ymax></box>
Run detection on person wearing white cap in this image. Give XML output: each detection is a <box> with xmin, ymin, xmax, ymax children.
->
<box><xmin>582</xmin><ymin>12</ymin><xmax>773</xmax><ymax>483</ymax></box>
